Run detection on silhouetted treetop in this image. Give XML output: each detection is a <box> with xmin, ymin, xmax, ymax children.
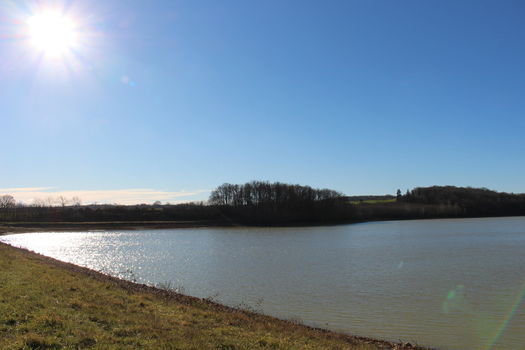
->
<box><xmin>209</xmin><ymin>181</ymin><xmax>343</xmax><ymax>207</ymax></box>
<box><xmin>207</xmin><ymin>181</ymin><xmax>350</xmax><ymax>225</ymax></box>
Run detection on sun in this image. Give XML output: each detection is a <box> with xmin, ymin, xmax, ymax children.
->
<box><xmin>27</xmin><ymin>11</ymin><xmax>78</xmax><ymax>56</ymax></box>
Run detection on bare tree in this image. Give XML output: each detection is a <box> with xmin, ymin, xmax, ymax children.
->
<box><xmin>71</xmin><ymin>196</ymin><xmax>82</xmax><ymax>206</ymax></box>
<box><xmin>33</xmin><ymin>198</ymin><xmax>47</xmax><ymax>207</ymax></box>
<box><xmin>0</xmin><ymin>195</ymin><xmax>16</xmax><ymax>220</ymax></box>
<box><xmin>0</xmin><ymin>195</ymin><xmax>16</xmax><ymax>209</ymax></box>
<box><xmin>45</xmin><ymin>196</ymin><xmax>56</xmax><ymax>207</ymax></box>
<box><xmin>57</xmin><ymin>195</ymin><xmax>69</xmax><ymax>207</ymax></box>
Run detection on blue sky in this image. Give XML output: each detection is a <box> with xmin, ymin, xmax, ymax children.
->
<box><xmin>1</xmin><ymin>0</ymin><xmax>524</xmax><ymax>204</ymax></box>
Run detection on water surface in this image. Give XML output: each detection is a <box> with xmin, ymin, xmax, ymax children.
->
<box><xmin>2</xmin><ymin>217</ymin><xmax>525</xmax><ymax>350</ymax></box>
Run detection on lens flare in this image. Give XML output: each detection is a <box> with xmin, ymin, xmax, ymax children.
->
<box><xmin>486</xmin><ymin>280</ymin><xmax>525</xmax><ymax>349</ymax></box>
<box><xmin>442</xmin><ymin>285</ymin><xmax>466</xmax><ymax>314</ymax></box>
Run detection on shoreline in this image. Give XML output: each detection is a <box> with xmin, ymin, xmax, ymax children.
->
<box><xmin>0</xmin><ymin>242</ymin><xmax>432</xmax><ymax>350</ymax></box>
<box><xmin>0</xmin><ymin>220</ymin><xmax>235</xmax><ymax>235</ymax></box>
<box><xmin>2</xmin><ymin>214</ymin><xmax>524</xmax><ymax>236</ymax></box>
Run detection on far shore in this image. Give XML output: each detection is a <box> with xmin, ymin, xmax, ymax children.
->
<box><xmin>0</xmin><ymin>219</ymin><xmax>364</xmax><ymax>235</ymax></box>
<box><xmin>0</xmin><ymin>220</ymin><xmax>235</xmax><ymax>235</ymax></box>
<box><xmin>2</xmin><ymin>214</ymin><xmax>524</xmax><ymax>236</ymax></box>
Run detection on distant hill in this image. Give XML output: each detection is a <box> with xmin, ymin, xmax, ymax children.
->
<box><xmin>351</xmin><ymin>186</ymin><xmax>525</xmax><ymax>221</ymax></box>
<box><xmin>402</xmin><ymin>185</ymin><xmax>524</xmax><ymax>205</ymax></box>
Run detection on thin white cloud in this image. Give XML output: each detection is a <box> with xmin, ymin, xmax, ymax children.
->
<box><xmin>0</xmin><ymin>187</ymin><xmax>209</xmax><ymax>205</ymax></box>
<box><xmin>0</xmin><ymin>187</ymin><xmax>52</xmax><ymax>192</ymax></box>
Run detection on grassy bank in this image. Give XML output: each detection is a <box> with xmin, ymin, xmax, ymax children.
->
<box><xmin>0</xmin><ymin>243</ymin><xmax>429</xmax><ymax>350</ymax></box>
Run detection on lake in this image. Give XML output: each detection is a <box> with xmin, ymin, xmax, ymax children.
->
<box><xmin>2</xmin><ymin>217</ymin><xmax>525</xmax><ymax>350</ymax></box>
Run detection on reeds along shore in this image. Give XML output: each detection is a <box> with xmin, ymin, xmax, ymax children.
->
<box><xmin>0</xmin><ymin>242</ymin><xmax>431</xmax><ymax>350</ymax></box>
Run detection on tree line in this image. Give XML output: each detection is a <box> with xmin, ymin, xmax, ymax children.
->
<box><xmin>0</xmin><ymin>199</ymin><xmax>221</xmax><ymax>223</ymax></box>
<box><xmin>400</xmin><ymin>186</ymin><xmax>525</xmax><ymax>217</ymax></box>
<box><xmin>2</xmin><ymin>184</ymin><xmax>525</xmax><ymax>225</ymax></box>
<box><xmin>352</xmin><ymin>186</ymin><xmax>525</xmax><ymax>221</ymax></box>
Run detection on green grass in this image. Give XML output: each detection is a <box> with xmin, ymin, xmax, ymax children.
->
<box><xmin>0</xmin><ymin>243</ymin><xmax>426</xmax><ymax>350</ymax></box>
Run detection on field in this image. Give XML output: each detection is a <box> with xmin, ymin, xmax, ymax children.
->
<box><xmin>349</xmin><ymin>199</ymin><xmax>397</xmax><ymax>205</ymax></box>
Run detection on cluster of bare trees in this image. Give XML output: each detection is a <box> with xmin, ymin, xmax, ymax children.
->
<box><xmin>0</xmin><ymin>192</ymin><xmax>220</xmax><ymax>223</ymax></box>
<box><xmin>0</xmin><ymin>195</ymin><xmax>82</xmax><ymax>208</ymax></box>
<box><xmin>209</xmin><ymin>181</ymin><xmax>343</xmax><ymax>207</ymax></box>
<box><xmin>208</xmin><ymin>181</ymin><xmax>352</xmax><ymax>225</ymax></box>
<box><xmin>32</xmin><ymin>196</ymin><xmax>82</xmax><ymax>208</ymax></box>
<box><xmin>0</xmin><ymin>194</ymin><xmax>83</xmax><ymax>221</ymax></box>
